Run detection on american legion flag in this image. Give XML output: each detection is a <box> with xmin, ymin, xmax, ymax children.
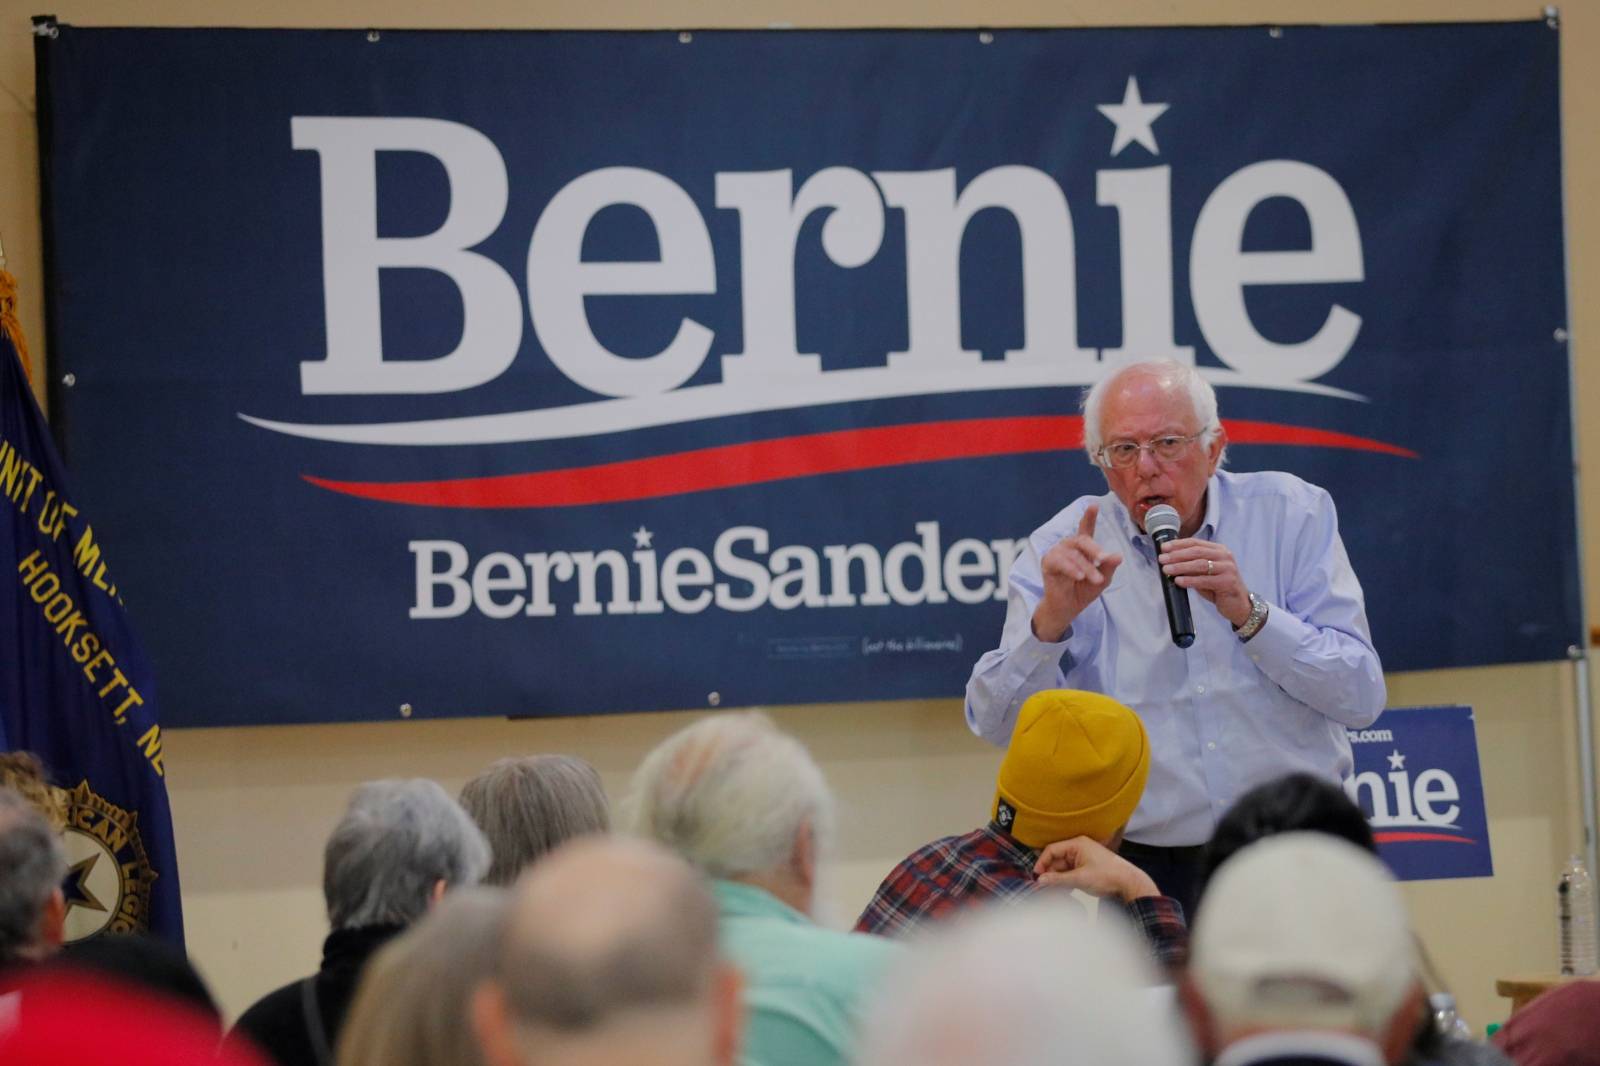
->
<box><xmin>0</xmin><ymin>274</ymin><xmax>183</xmax><ymax>945</ymax></box>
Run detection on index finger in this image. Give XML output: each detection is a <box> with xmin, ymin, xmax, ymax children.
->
<box><xmin>1076</xmin><ymin>503</ymin><xmax>1099</xmax><ymax>540</ymax></box>
<box><xmin>1032</xmin><ymin>839</ymin><xmax>1081</xmax><ymax>874</ymax></box>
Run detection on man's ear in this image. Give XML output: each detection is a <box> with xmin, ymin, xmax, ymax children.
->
<box><xmin>40</xmin><ymin>887</ymin><xmax>66</xmax><ymax>953</ymax></box>
<box><xmin>1207</xmin><ymin>428</ymin><xmax>1228</xmax><ymax>473</ymax></box>
<box><xmin>711</xmin><ymin>960</ymin><xmax>744</xmax><ymax>1066</ymax></box>
<box><xmin>790</xmin><ymin>819</ymin><xmax>816</xmax><ymax>891</ymax></box>
<box><xmin>471</xmin><ymin>981</ymin><xmax>521</xmax><ymax>1066</ymax></box>
<box><xmin>430</xmin><ymin>878</ymin><xmax>449</xmax><ymax>907</ymax></box>
<box><xmin>1379</xmin><ymin>983</ymin><xmax>1427</xmax><ymax>1066</ymax></box>
<box><xmin>1177</xmin><ymin>974</ymin><xmax>1219</xmax><ymax>1058</ymax></box>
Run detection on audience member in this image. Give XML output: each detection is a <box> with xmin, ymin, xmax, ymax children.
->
<box><xmin>55</xmin><ymin>933</ymin><xmax>222</xmax><ymax>1031</ymax></box>
<box><xmin>459</xmin><ymin>755</ymin><xmax>610</xmax><ymax>886</ymax></box>
<box><xmin>1491</xmin><ymin>979</ymin><xmax>1600</xmax><ymax>1066</ymax></box>
<box><xmin>0</xmin><ymin>753</ymin><xmax>63</xmax><ymax>830</ymax></box>
<box><xmin>1195</xmin><ymin>774</ymin><xmax>1504</xmax><ymax>1066</ymax></box>
<box><xmin>337</xmin><ymin>886</ymin><xmax>508</xmax><ymax>1066</ymax></box>
<box><xmin>230</xmin><ymin>779</ymin><xmax>490</xmax><ymax>1066</ymax></box>
<box><xmin>1</xmin><ymin>970</ymin><xmax>267</xmax><ymax>1065</ymax></box>
<box><xmin>626</xmin><ymin>712</ymin><xmax>897</xmax><ymax>1066</ymax></box>
<box><xmin>471</xmin><ymin>837</ymin><xmax>740</xmax><ymax>1066</ymax></box>
<box><xmin>855</xmin><ymin>689</ymin><xmax>1186</xmax><ymax>964</ymax></box>
<box><xmin>0</xmin><ymin>786</ymin><xmax>67</xmax><ymax>977</ymax></box>
<box><xmin>1198</xmin><ymin>771</ymin><xmax>1377</xmax><ymax>902</ymax></box>
<box><xmin>854</xmin><ymin>896</ymin><xmax>1194</xmax><ymax>1066</ymax></box>
<box><xmin>1183</xmin><ymin>833</ymin><xmax>1424</xmax><ymax>1066</ymax></box>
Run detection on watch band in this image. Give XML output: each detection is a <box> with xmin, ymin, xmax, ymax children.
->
<box><xmin>1234</xmin><ymin>592</ymin><xmax>1268</xmax><ymax>641</ymax></box>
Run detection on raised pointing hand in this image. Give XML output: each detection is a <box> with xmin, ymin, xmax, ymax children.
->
<box><xmin>1031</xmin><ymin>504</ymin><xmax>1122</xmax><ymax>642</ymax></box>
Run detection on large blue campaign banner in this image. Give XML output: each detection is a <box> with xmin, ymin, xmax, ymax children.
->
<box><xmin>37</xmin><ymin>23</ymin><xmax>1574</xmax><ymax>727</ymax></box>
<box><xmin>1347</xmin><ymin>706</ymin><xmax>1493</xmax><ymax>882</ymax></box>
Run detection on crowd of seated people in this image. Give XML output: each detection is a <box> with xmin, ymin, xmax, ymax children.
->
<box><xmin>0</xmin><ymin>691</ymin><xmax>1593</xmax><ymax>1066</ymax></box>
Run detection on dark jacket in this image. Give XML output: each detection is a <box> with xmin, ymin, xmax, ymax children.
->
<box><xmin>228</xmin><ymin>925</ymin><xmax>403</xmax><ymax>1066</ymax></box>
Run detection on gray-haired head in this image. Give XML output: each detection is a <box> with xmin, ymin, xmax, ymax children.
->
<box><xmin>0</xmin><ymin>785</ymin><xmax>68</xmax><ymax>965</ymax></box>
<box><xmin>623</xmin><ymin>712</ymin><xmax>834</xmax><ymax>883</ymax></box>
<box><xmin>460</xmin><ymin>756</ymin><xmax>610</xmax><ymax>886</ymax></box>
<box><xmin>1081</xmin><ymin>360</ymin><xmax>1226</xmax><ymax>467</ymax></box>
<box><xmin>323</xmin><ymin>779</ymin><xmax>491</xmax><ymax>930</ymax></box>
<box><xmin>855</xmin><ymin>895</ymin><xmax>1193</xmax><ymax>1066</ymax></box>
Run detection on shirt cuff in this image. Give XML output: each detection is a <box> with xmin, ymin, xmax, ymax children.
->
<box><xmin>1017</xmin><ymin>627</ymin><xmax>1072</xmax><ymax>670</ymax></box>
<box><xmin>1122</xmin><ymin>894</ymin><xmax>1189</xmax><ymax>969</ymax></box>
<box><xmin>1239</xmin><ymin>598</ymin><xmax>1301</xmax><ymax>673</ymax></box>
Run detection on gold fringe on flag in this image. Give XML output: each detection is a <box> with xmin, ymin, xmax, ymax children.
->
<box><xmin>0</xmin><ymin>268</ymin><xmax>34</xmax><ymax>386</ymax></box>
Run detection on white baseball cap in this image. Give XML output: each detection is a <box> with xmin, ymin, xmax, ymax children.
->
<box><xmin>1190</xmin><ymin>832</ymin><xmax>1419</xmax><ymax>1037</ymax></box>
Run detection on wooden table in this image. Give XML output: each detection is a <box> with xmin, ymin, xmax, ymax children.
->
<box><xmin>1495</xmin><ymin>974</ymin><xmax>1593</xmax><ymax>1014</ymax></box>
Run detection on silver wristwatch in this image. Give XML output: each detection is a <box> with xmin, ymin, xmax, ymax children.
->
<box><xmin>1234</xmin><ymin>592</ymin><xmax>1268</xmax><ymax>642</ymax></box>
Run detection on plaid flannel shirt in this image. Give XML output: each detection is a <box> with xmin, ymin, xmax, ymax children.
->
<box><xmin>853</xmin><ymin>824</ymin><xmax>1188</xmax><ymax>967</ymax></box>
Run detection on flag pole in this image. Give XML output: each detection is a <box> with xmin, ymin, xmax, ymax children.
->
<box><xmin>1555</xmin><ymin>1</ymin><xmax>1600</xmax><ymax>879</ymax></box>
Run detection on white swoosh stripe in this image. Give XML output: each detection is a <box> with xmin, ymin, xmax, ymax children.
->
<box><xmin>238</xmin><ymin>364</ymin><xmax>1366</xmax><ymax>447</ymax></box>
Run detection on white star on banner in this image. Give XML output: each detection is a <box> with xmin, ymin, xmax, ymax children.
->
<box><xmin>1387</xmin><ymin>750</ymin><xmax>1407</xmax><ymax>771</ymax></box>
<box><xmin>1097</xmin><ymin>76</ymin><xmax>1169</xmax><ymax>156</ymax></box>
<box><xmin>632</xmin><ymin>526</ymin><xmax>653</xmax><ymax>549</ymax></box>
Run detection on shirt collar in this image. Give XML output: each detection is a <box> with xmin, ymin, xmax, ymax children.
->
<box><xmin>980</xmin><ymin>823</ymin><xmax>1040</xmax><ymax>867</ymax></box>
<box><xmin>1106</xmin><ymin>473</ymin><xmax>1224</xmax><ymax>550</ymax></box>
<box><xmin>1200</xmin><ymin>471</ymin><xmax>1222</xmax><ymax>538</ymax></box>
<box><xmin>712</xmin><ymin>879</ymin><xmax>811</xmax><ymax>926</ymax></box>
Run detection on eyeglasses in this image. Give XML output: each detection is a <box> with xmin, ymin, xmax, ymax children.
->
<box><xmin>1095</xmin><ymin>432</ymin><xmax>1205</xmax><ymax>469</ymax></box>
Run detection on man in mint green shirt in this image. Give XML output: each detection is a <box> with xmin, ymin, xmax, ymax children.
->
<box><xmin>627</xmin><ymin>712</ymin><xmax>901</xmax><ymax>1066</ymax></box>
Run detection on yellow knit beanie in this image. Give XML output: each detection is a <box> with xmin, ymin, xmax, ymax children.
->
<box><xmin>992</xmin><ymin>689</ymin><xmax>1149</xmax><ymax>849</ymax></box>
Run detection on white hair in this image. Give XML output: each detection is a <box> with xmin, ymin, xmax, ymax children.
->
<box><xmin>855</xmin><ymin>897</ymin><xmax>1194</xmax><ymax>1066</ymax></box>
<box><xmin>1081</xmin><ymin>360</ymin><xmax>1226</xmax><ymax>467</ymax></box>
<box><xmin>622</xmin><ymin>712</ymin><xmax>834</xmax><ymax>881</ymax></box>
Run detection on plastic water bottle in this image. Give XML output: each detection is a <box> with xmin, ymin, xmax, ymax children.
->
<box><xmin>1429</xmin><ymin>992</ymin><xmax>1472</xmax><ymax>1040</ymax></box>
<box><xmin>1558</xmin><ymin>855</ymin><xmax>1598</xmax><ymax>976</ymax></box>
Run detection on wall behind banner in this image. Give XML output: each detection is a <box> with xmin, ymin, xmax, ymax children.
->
<box><xmin>0</xmin><ymin>0</ymin><xmax>1595</xmax><ymax>1033</ymax></box>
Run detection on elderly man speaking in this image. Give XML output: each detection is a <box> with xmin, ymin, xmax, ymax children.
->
<box><xmin>965</xmin><ymin>359</ymin><xmax>1384</xmax><ymax>917</ymax></box>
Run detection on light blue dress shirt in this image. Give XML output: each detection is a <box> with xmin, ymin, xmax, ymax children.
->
<box><xmin>966</xmin><ymin>469</ymin><xmax>1385</xmax><ymax>846</ymax></box>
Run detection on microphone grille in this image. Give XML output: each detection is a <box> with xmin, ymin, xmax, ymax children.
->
<box><xmin>1143</xmin><ymin>504</ymin><xmax>1181</xmax><ymax>536</ymax></box>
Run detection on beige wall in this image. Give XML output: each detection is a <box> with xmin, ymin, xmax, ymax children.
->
<box><xmin>2</xmin><ymin>0</ymin><xmax>1596</xmax><ymax>1033</ymax></box>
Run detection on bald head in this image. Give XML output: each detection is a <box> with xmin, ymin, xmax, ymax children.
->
<box><xmin>503</xmin><ymin>837</ymin><xmax>717</xmax><ymax>1027</ymax></box>
<box><xmin>475</xmin><ymin>838</ymin><xmax>739</xmax><ymax>1066</ymax></box>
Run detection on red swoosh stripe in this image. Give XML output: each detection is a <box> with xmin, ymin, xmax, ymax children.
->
<box><xmin>304</xmin><ymin>416</ymin><xmax>1418</xmax><ymax>509</ymax></box>
<box><xmin>1223</xmin><ymin>420</ymin><xmax>1418</xmax><ymax>458</ymax></box>
<box><xmin>1372</xmin><ymin>831</ymin><xmax>1477</xmax><ymax>845</ymax></box>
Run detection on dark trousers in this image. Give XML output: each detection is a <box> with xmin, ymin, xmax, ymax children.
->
<box><xmin>1118</xmin><ymin>839</ymin><xmax>1206</xmax><ymax>921</ymax></box>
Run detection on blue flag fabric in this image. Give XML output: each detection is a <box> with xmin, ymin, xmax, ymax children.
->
<box><xmin>0</xmin><ymin>322</ymin><xmax>183</xmax><ymax>946</ymax></box>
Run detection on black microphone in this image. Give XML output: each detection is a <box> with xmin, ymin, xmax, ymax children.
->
<box><xmin>1143</xmin><ymin>504</ymin><xmax>1195</xmax><ymax>649</ymax></box>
